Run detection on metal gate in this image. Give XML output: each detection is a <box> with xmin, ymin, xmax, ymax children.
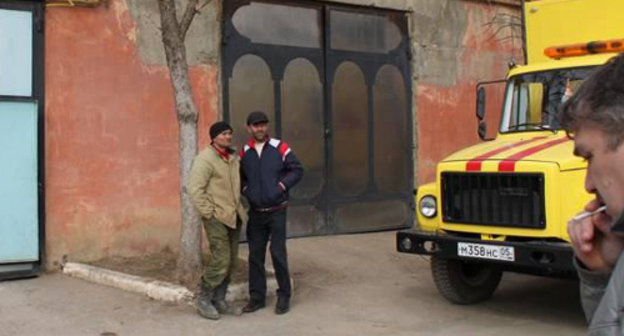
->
<box><xmin>223</xmin><ymin>0</ymin><xmax>414</xmax><ymax>236</ymax></box>
<box><xmin>0</xmin><ymin>0</ymin><xmax>44</xmax><ymax>279</ymax></box>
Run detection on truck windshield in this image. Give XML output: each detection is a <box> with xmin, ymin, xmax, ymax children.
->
<box><xmin>500</xmin><ymin>67</ymin><xmax>594</xmax><ymax>133</ymax></box>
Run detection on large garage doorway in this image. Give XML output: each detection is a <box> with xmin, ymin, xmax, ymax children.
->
<box><xmin>223</xmin><ymin>0</ymin><xmax>414</xmax><ymax>236</ymax></box>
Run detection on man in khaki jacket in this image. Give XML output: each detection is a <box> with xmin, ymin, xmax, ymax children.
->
<box><xmin>188</xmin><ymin>121</ymin><xmax>248</xmax><ymax>320</ymax></box>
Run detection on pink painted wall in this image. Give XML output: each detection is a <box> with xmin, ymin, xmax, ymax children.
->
<box><xmin>44</xmin><ymin>0</ymin><xmax>217</xmax><ymax>268</ymax></box>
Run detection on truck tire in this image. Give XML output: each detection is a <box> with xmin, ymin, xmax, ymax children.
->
<box><xmin>431</xmin><ymin>256</ymin><xmax>502</xmax><ymax>305</ymax></box>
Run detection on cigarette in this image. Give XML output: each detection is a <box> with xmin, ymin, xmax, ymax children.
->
<box><xmin>572</xmin><ymin>205</ymin><xmax>607</xmax><ymax>221</ymax></box>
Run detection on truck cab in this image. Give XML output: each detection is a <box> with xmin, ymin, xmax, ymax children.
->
<box><xmin>397</xmin><ymin>0</ymin><xmax>624</xmax><ymax>304</ymax></box>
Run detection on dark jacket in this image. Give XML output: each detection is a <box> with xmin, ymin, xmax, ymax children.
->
<box><xmin>240</xmin><ymin>138</ymin><xmax>303</xmax><ymax>209</ymax></box>
<box><xmin>576</xmin><ymin>255</ymin><xmax>624</xmax><ymax>335</ymax></box>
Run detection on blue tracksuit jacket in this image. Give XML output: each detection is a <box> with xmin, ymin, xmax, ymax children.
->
<box><xmin>239</xmin><ymin>138</ymin><xmax>303</xmax><ymax>209</ymax></box>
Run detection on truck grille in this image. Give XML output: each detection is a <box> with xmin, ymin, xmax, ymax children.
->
<box><xmin>441</xmin><ymin>172</ymin><xmax>545</xmax><ymax>229</ymax></box>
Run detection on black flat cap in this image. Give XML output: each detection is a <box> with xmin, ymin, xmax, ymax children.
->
<box><xmin>246</xmin><ymin>111</ymin><xmax>269</xmax><ymax>125</ymax></box>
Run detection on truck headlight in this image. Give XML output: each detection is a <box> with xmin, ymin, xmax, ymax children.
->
<box><xmin>419</xmin><ymin>195</ymin><xmax>437</xmax><ymax>218</ymax></box>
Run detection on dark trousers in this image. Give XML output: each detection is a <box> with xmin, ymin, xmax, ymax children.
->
<box><xmin>247</xmin><ymin>209</ymin><xmax>291</xmax><ymax>301</ymax></box>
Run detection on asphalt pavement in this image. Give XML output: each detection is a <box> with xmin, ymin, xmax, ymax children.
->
<box><xmin>0</xmin><ymin>231</ymin><xmax>586</xmax><ymax>336</ymax></box>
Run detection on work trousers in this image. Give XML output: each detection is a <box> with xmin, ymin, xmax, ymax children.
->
<box><xmin>247</xmin><ymin>209</ymin><xmax>291</xmax><ymax>302</ymax></box>
<box><xmin>201</xmin><ymin>217</ymin><xmax>241</xmax><ymax>301</ymax></box>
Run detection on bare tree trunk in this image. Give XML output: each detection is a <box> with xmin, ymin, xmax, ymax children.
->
<box><xmin>157</xmin><ymin>0</ymin><xmax>202</xmax><ymax>285</ymax></box>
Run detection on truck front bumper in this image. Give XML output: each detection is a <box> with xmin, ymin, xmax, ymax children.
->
<box><xmin>397</xmin><ymin>229</ymin><xmax>575</xmax><ymax>274</ymax></box>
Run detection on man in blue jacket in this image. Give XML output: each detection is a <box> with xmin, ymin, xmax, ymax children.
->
<box><xmin>240</xmin><ymin>111</ymin><xmax>303</xmax><ymax>315</ymax></box>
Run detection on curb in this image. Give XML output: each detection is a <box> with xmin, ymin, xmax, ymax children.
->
<box><xmin>63</xmin><ymin>262</ymin><xmax>193</xmax><ymax>304</ymax></box>
<box><xmin>62</xmin><ymin>262</ymin><xmax>289</xmax><ymax>304</ymax></box>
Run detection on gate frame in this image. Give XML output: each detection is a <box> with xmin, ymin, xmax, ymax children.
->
<box><xmin>221</xmin><ymin>0</ymin><xmax>415</xmax><ymax>236</ymax></box>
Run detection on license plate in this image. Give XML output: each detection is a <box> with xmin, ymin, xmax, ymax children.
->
<box><xmin>457</xmin><ymin>242</ymin><xmax>515</xmax><ymax>262</ymax></box>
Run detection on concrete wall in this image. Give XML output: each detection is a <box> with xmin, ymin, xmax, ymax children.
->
<box><xmin>407</xmin><ymin>0</ymin><xmax>522</xmax><ymax>184</ymax></box>
<box><xmin>43</xmin><ymin>0</ymin><xmax>522</xmax><ymax>268</ymax></box>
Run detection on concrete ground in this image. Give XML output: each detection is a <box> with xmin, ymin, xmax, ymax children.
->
<box><xmin>1</xmin><ymin>231</ymin><xmax>586</xmax><ymax>336</ymax></box>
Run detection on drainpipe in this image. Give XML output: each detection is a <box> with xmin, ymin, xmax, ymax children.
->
<box><xmin>520</xmin><ymin>0</ymin><xmax>528</xmax><ymax>64</ymax></box>
<box><xmin>45</xmin><ymin>0</ymin><xmax>103</xmax><ymax>7</ymax></box>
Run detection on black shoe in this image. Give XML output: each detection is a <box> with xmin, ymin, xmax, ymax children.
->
<box><xmin>242</xmin><ymin>299</ymin><xmax>266</xmax><ymax>313</ymax></box>
<box><xmin>275</xmin><ymin>296</ymin><xmax>290</xmax><ymax>315</ymax></box>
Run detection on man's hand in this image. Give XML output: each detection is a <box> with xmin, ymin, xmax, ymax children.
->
<box><xmin>568</xmin><ymin>199</ymin><xmax>624</xmax><ymax>271</ymax></box>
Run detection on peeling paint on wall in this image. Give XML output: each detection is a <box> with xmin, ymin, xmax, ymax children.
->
<box><xmin>416</xmin><ymin>1</ymin><xmax>522</xmax><ymax>184</ymax></box>
<box><xmin>43</xmin><ymin>0</ymin><xmax>522</xmax><ymax>266</ymax></box>
<box><xmin>45</xmin><ymin>0</ymin><xmax>218</xmax><ymax>268</ymax></box>
<box><xmin>126</xmin><ymin>0</ymin><xmax>220</xmax><ymax>66</ymax></box>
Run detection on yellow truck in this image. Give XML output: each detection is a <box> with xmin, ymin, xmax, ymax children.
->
<box><xmin>396</xmin><ymin>0</ymin><xmax>624</xmax><ymax>304</ymax></box>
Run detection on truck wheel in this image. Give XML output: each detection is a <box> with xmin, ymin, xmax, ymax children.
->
<box><xmin>430</xmin><ymin>256</ymin><xmax>502</xmax><ymax>305</ymax></box>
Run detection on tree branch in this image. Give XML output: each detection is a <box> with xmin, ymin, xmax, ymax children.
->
<box><xmin>197</xmin><ymin>0</ymin><xmax>212</xmax><ymax>12</ymax></box>
<box><xmin>179</xmin><ymin>0</ymin><xmax>214</xmax><ymax>39</ymax></box>
<box><xmin>179</xmin><ymin>0</ymin><xmax>197</xmax><ymax>39</ymax></box>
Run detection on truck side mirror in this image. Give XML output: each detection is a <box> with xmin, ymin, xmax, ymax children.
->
<box><xmin>476</xmin><ymin>87</ymin><xmax>486</xmax><ymax>120</ymax></box>
<box><xmin>478</xmin><ymin>121</ymin><xmax>487</xmax><ymax>140</ymax></box>
<box><xmin>475</xmin><ymin>79</ymin><xmax>506</xmax><ymax>141</ymax></box>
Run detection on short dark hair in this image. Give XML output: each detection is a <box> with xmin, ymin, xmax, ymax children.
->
<box><xmin>560</xmin><ymin>52</ymin><xmax>624</xmax><ymax>150</ymax></box>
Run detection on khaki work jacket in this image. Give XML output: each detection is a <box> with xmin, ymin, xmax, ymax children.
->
<box><xmin>188</xmin><ymin>146</ymin><xmax>248</xmax><ymax>229</ymax></box>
